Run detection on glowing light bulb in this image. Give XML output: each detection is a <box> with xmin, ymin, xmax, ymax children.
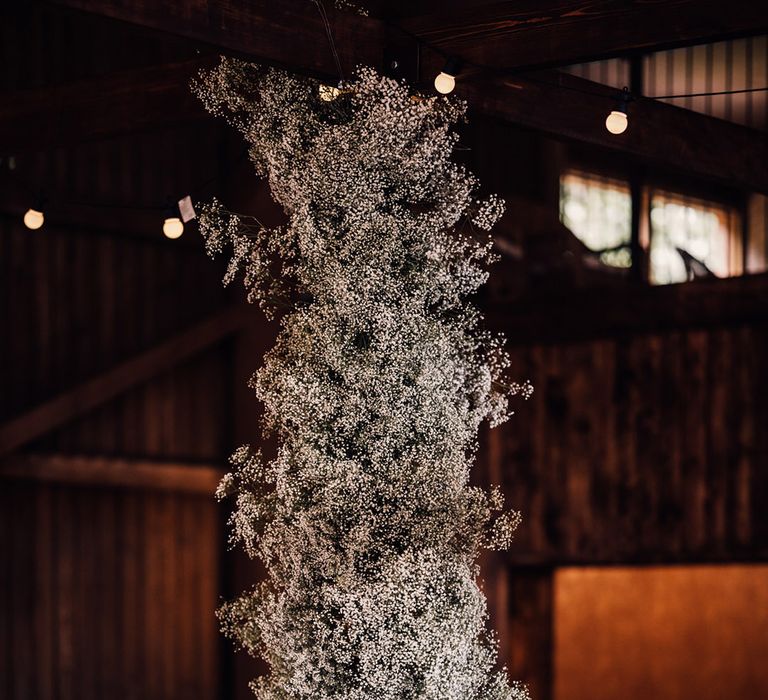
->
<box><xmin>605</xmin><ymin>109</ymin><xmax>628</xmax><ymax>135</ymax></box>
<box><xmin>163</xmin><ymin>217</ymin><xmax>184</xmax><ymax>239</ymax></box>
<box><xmin>434</xmin><ymin>71</ymin><xmax>456</xmax><ymax>95</ymax></box>
<box><xmin>319</xmin><ymin>84</ymin><xmax>341</xmax><ymax>102</ymax></box>
<box><xmin>23</xmin><ymin>208</ymin><xmax>44</xmax><ymax>230</ymax></box>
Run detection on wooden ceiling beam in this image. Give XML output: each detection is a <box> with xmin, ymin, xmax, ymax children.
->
<box><xmin>19</xmin><ymin>1</ymin><xmax>768</xmax><ymax>193</ymax></box>
<box><xmin>0</xmin><ymin>453</ymin><xmax>224</xmax><ymax>494</ymax></box>
<box><xmin>0</xmin><ymin>58</ymin><xmax>213</xmax><ymax>155</ymax></box>
<box><xmin>46</xmin><ymin>0</ymin><xmax>384</xmax><ymax>77</ymax></box>
<box><xmin>488</xmin><ymin>272</ymin><xmax>768</xmax><ymax>345</ymax></box>
<box><xmin>402</xmin><ymin>0</ymin><xmax>768</xmax><ymax>71</ymax></box>
<box><xmin>0</xmin><ymin>305</ymin><xmax>250</xmax><ymax>456</ymax></box>
<box><xmin>52</xmin><ymin>0</ymin><xmax>768</xmax><ymax>77</ymax></box>
<box><xmin>462</xmin><ymin>70</ymin><xmax>768</xmax><ymax>194</ymax></box>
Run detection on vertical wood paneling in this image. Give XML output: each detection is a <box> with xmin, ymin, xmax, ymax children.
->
<box><xmin>9</xmin><ymin>482</ymin><xmax>35</xmax><ymax>699</ymax></box>
<box><xmin>0</xmin><ymin>482</ymin><xmax>221</xmax><ymax>700</ymax></box>
<box><xmin>681</xmin><ymin>330</ymin><xmax>708</xmax><ymax>553</ymax></box>
<box><xmin>562</xmin><ymin>342</ymin><xmax>590</xmax><ymax>557</ymax></box>
<box><xmin>498</xmin><ymin>322</ymin><xmax>768</xmax><ymax>565</ymax></box>
<box><xmin>662</xmin><ymin>332</ymin><xmax>684</xmax><ymax>553</ymax></box>
<box><xmin>124</xmin><ymin>490</ymin><xmax>146</xmax><ymax>700</ymax></box>
<box><xmin>591</xmin><ymin>340</ymin><xmax>617</xmax><ymax>556</ymax></box>
<box><xmin>643</xmin><ymin>37</ymin><xmax>768</xmax><ymax>130</ymax></box>
<box><xmin>750</xmin><ymin>326</ymin><xmax>768</xmax><ymax>549</ymax></box>
<box><xmin>34</xmin><ymin>486</ymin><xmax>55</xmax><ymax>699</ymax></box>
<box><xmin>747</xmin><ymin>194</ymin><xmax>767</xmax><ymax>274</ymax></box>
<box><xmin>56</xmin><ymin>487</ymin><xmax>76</xmax><ymax>700</ymax></box>
<box><xmin>198</xmin><ymin>499</ymin><xmax>220</xmax><ymax>697</ymax></box>
<box><xmin>0</xmin><ymin>486</ymin><xmax>12</xmax><ymax>700</ymax></box>
<box><xmin>506</xmin><ymin>570</ymin><xmax>553</xmax><ymax>700</ymax></box>
<box><xmin>734</xmin><ymin>326</ymin><xmax>755</xmax><ymax>547</ymax></box>
<box><xmin>707</xmin><ymin>329</ymin><xmax>729</xmax><ymax>551</ymax></box>
<box><xmin>176</xmin><ymin>497</ymin><xmax>198</xmax><ymax>699</ymax></box>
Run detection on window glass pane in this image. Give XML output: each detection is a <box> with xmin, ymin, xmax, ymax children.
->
<box><xmin>649</xmin><ymin>193</ymin><xmax>735</xmax><ymax>285</ymax></box>
<box><xmin>559</xmin><ymin>171</ymin><xmax>632</xmax><ymax>268</ymax></box>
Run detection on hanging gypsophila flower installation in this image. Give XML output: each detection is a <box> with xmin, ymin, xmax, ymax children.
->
<box><xmin>192</xmin><ymin>57</ymin><xmax>533</xmax><ymax>700</ymax></box>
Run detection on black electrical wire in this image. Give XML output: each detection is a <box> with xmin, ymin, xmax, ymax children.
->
<box><xmin>313</xmin><ymin>0</ymin><xmax>345</xmax><ymax>83</ymax></box>
<box><xmin>651</xmin><ymin>86</ymin><xmax>768</xmax><ymax>99</ymax></box>
<box><xmin>10</xmin><ymin>12</ymin><xmax>768</xmax><ymax>221</ymax></box>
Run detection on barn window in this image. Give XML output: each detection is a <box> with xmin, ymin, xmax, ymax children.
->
<box><xmin>561</xmin><ymin>169</ymin><xmax>744</xmax><ymax>284</ymax></box>
<box><xmin>649</xmin><ymin>191</ymin><xmax>742</xmax><ymax>285</ymax></box>
<box><xmin>559</xmin><ymin>170</ymin><xmax>632</xmax><ymax>268</ymax></box>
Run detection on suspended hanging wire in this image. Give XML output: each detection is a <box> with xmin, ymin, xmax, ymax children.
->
<box><xmin>651</xmin><ymin>86</ymin><xmax>768</xmax><ymax>99</ymax></box>
<box><xmin>312</xmin><ymin>0</ymin><xmax>345</xmax><ymax>83</ymax></box>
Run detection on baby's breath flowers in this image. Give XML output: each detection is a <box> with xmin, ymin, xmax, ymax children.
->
<box><xmin>193</xmin><ymin>58</ymin><xmax>531</xmax><ymax>700</ymax></box>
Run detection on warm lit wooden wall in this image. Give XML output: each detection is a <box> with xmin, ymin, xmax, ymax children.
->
<box><xmin>0</xmin><ymin>480</ymin><xmax>220</xmax><ymax>700</ymax></box>
<box><xmin>479</xmin><ymin>276</ymin><xmax>768</xmax><ymax>700</ymax></box>
<box><xmin>553</xmin><ymin>564</ymin><xmax>768</xmax><ymax>700</ymax></box>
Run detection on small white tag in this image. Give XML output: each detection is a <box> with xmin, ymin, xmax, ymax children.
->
<box><xmin>178</xmin><ymin>195</ymin><xmax>196</xmax><ymax>223</ymax></box>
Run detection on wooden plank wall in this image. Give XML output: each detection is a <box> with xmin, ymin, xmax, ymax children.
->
<box><xmin>0</xmin><ymin>125</ymin><xmax>231</xmax><ymax>455</ymax></box>
<box><xmin>479</xmin><ymin>314</ymin><xmax>768</xmax><ymax>699</ymax></box>
<box><xmin>495</xmin><ymin>322</ymin><xmax>768</xmax><ymax>565</ymax></box>
<box><xmin>0</xmin><ymin>120</ymin><xmax>238</xmax><ymax>698</ymax></box>
<box><xmin>0</xmin><ymin>481</ymin><xmax>220</xmax><ymax>700</ymax></box>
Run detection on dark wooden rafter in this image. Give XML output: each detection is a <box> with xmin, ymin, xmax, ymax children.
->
<box><xmin>401</xmin><ymin>0</ymin><xmax>768</xmax><ymax>72</ymax></box>
<box><xmin>45</xmin><ymin>0</ymin><xmax>768</xmax><ymax>76</ymax></box>
<box><xmin>0</xmin><ymin>58</ymin><xmax>213</xmax><ymax>155</ymax></box>
<box><xmin>14</xmin><ymin>0</ymin><xmax>767</xmax><ymax>193</ymax></box>
<box><xmin>488</xmin><ymin>271</ymin><xmax>768</xmax><ymax>345</ymax></box>
<box><xmin>0</xmin><ymin>306</ymin><xmax>250</xmax><ymax>456</ymax></box>
<box><xmin>462</xmin><ymin>70</ymin><xmax>768</xmax><ymax>194</ymax></box>
<box><xmin>3</xmin><ymin>57</ymin><xmax>765</xmax><ymax>192</ymax></box>
<box><xmin>0</xmin><ymin>453</ymin><xmax>224</xmax><ymax>493</ymax></box>
<box><xmin>45</xmin><ymin>0</ymin><xmax>384</xmax><ymax>78</ymax></box>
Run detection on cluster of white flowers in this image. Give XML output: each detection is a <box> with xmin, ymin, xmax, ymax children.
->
<box><xmin>332</xmin><ymin>0</ymin><xmax>369</xmax><ymax>15</ymax></box>
<box><xmin>194</xmin><ymin>58</ymin><xmax>531</xmax><ymax>700</ymax></box>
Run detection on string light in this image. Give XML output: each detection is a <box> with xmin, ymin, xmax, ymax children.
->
<box><xmin>6</xmin><ymin>39</ymin><xmax>764</xmax><ymax>239</ymax></box>
<box><xmin>319</xmin><ymin>84</ymin><xmax>341</xmax><ymax>101</ymax></box>
<box><xmin>434</xmin><ymin>57</ymin><xmax>461</xmax><ymax>95</ymax></box>
<box><xmin>605</xmin><ymin>109</ymin><xmax>628</xmax><ymax>134</ymax></box>
<box><xmin>23</xmin><ymin>207</ymin><xmax>44</xmax><ymax>230</ymax></box>
<box><xmin>163</xmin><ymin>198</ymin><xmax>184</xmax><ymax>239</ymax></box>
<box><xmin>163</xmin><ymin>217</ymin><xmax>184</xmax><ymax>238</ymax></box>
<box><xmin>23</xmin><ymin>193</ymin><xmax>45</xmax><ymax>230</ymax></box>
<box><xmin>389</xmin><ymin>20</ymin><xmax>768</xmax><ymax>138</ymax></box>
<box><xmin>605</xmin><ymin>87</ymin><xmax>631</xmax><ymax>135</ymax></box>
